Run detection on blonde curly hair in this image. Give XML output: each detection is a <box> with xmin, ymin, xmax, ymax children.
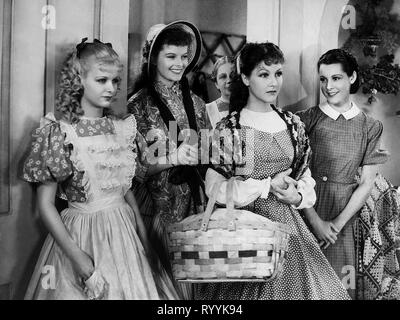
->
<box><xmin>56</xmin><ymin>39</ymin><xmax>123</xmax><ymax>123</ymax></box>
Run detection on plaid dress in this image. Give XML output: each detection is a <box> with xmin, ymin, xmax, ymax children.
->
<box><xmin>298</xmin><ymin>105</ymin><xmax>389</xmax><ymax>299</ymax></box>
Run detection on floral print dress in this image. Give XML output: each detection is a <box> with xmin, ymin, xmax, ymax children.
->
<box><xmin>22</xmin><ymin>113</ymin><xmax>178</xmax><ymax>300</ymax></box>
<box><xmin>127</xmin><ymin>81</ymin><xmax>210</xmax><ymax>299</ymax></box>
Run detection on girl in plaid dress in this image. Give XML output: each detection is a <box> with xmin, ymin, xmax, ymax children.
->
<box><xmin>298</xmin><ymin>49</ymin><xmax>389</xmax><ymax>299</ymax></box>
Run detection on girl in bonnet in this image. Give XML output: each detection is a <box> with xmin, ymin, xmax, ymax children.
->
<box><xmin>127</xmin><ymin>21</ymin><xmax>211</xmax><ymax>299</ymax></box>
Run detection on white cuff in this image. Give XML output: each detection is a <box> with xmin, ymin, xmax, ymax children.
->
<box><xmin>260</xmin><ymin>177</ymin><xmax>271</xmax><ymax>199</ymax></box>
<box><xmin>291</xmin><ymin>191</ymin><xmax>304</xmax><ymax>210</ymax></box>
<box><xmin>291</xmin><ymin>173</ymin><xmax>316</xmax><ymax>210</ymax></box>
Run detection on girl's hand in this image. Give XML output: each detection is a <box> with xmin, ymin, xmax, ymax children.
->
<box><xmin>72</xmin><ymin>250</ymin><xmax>95</xmax><ymax>281</ymax></box>
<box><xmin>271</xmin><ymin>176</ymin><xmax>301</xmax><ymax>206</ymax></box>
<box><xmin>332</xmin><ymin>216</ymin><xmax>346</xmax><ymax>233</ymax></box>
<box><xmin>271</xmin><ymin>169</ymin><xmax>292</xmax><ymax>190</ymax></box>
<box><xmin>309</xmin><ymin>216</ymin><xmax>339</xmax><ymax>249</ymax></box>
<box><xmin>169</xmin><ymin>139</ymin><xmax>198</xmax><ymax>166</ymax></box>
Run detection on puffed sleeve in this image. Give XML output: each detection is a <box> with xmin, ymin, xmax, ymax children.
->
<box><xmin>361</xmin><ymin>119</ymin><xmax>390</xmax><ymax>166</ymax></box>
<box><xmin>22</xmin><ymin>114</ymin><xmax>73</xmax><ymax>184</ymax></box>
<box><xmin>205</xmin><ymin>168</ymin><xmax>271</xmax><ymax>208</ymax></box>
<box><xmin>296</xmin><ymin>106</ymin><xmax>321</xmax><ymax>136</ymax></box>
<box><xmin>296</xmin><ymin>108</ymin><xmax>312</xmax><ymax>130</ymax></box>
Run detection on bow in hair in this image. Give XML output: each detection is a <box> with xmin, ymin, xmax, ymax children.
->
<box><xmin>76</xmin><ymin>37</ymin><xmax>113</xmax><ymax>58</ymax></box>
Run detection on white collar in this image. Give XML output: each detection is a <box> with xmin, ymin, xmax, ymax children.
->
<box><xmin>319</xmin><ymin>102</ymin><xmax>360</xmax><ymax>120</ymax></box>
<box><xmin>240</xmin><ymin>108</ymin><xmax>286</xmax><ymax>133</ymax></box>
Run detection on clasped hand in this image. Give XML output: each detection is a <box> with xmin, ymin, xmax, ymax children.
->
<box><xmin>168</xmin><ymin>137</ymin><xmax>198</xmax><ymax>166</ymax></box>
<box><xmin>311</xmin><ymin>217</ymin><xmax>341</xmax><ymax>249</ymax></box>
<box><xmin>270</xmin><ymin>169</ymin><xmax>302</xmax><ymax>206</ymax></box>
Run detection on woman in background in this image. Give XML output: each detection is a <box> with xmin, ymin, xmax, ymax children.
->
<box><xmin>206</xmin><ymin>56</ymin><xmax>234</xmax><ymax>128</ymax></box>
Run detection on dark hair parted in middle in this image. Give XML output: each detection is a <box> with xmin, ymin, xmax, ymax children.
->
<box><xmin>229</xmin><ymin>42</ymin><xmax>285</xmax><ymax>114</ymax></box>
<box><xmin>317</xmin><ymin>48</ymin><xmax>360</xmax><ymax>94</ymax></box>
<box><xmin>130</xmin><ymin>24</ymin><xmax>196</xmax><ymax>97</ymax></box>
<box><xmin>148</xmin><ymin>26</ymin><xmax>193</xmax><ymax>81</ymax></box>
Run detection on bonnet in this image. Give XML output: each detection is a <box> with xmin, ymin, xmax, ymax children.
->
<box><xmin>142</xmin><ymin>20</ymin><xmax>202</xmax><ymax>77</ymax></box>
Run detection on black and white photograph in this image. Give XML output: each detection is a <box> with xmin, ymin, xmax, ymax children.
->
<box><xmin>0</xmin><ymin>0</ymin><xmax>399</xmax><ymax>306</ymax></box>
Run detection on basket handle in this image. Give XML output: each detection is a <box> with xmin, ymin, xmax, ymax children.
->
<box><xmin>201</xmin><ymin>177</ymin><xmax>236</xmax><ymax>231</ymax></box>
<box><xmin>226</xmin><ymin>177</ymin><xmax>235</xmax><ymax>214</ymax></box>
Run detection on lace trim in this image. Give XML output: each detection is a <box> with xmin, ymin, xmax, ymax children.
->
<box><xmin>97</xmin><ymin>161</ymin><xmax>124</xmax><ymax>169</ymax></box>
<box><xmin>100</xmin><ymin>178</ymin><xmax>121</xmax><ymax>191</ymax></box>
<box><xmin>122</xmin><ymin>115</ymin><xmax>138</xmax><ymax>191</ymax></box>
<box><xmin>87</xmin><ymin>143</ymin><xmax>122</xmax><ymax>154</ymax></box>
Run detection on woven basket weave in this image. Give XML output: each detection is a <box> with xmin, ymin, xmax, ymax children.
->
<box><xmin>167</xmin><ymin>177</ymin><xmax>291</xmax><ymax>282</ymax></box>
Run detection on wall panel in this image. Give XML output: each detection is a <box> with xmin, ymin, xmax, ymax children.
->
<box><xmin>101</xmin><ymin>0</ymin><xmax>130</xmax><ymax>115</ymax></box>
<box><xmin>0</xmin><ymin>0</ymin><xmax>130</xmax><ymax>299</ymax></box>
<box><xmin>0</xmin><ymin>0</ymin><xmax>12</xmax><ymax>215</ymax></box>
<box><xmin>0</xmin><ymin>0</ymin><xmax>47</xmax><ymax>299</ymax></box>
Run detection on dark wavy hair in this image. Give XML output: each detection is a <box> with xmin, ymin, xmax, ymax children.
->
<box><xmin>317</xmin><ymin>49</ymin><xmax>360</xmax><ymax>94</ymax></box>
<box><xmin>229</xmin><ymin>42</ymin><xmax>285</xmax><ymax>115</ymax></box>
<box><xmin>56</xmin><ymin>40</ymin><xmax>122</xmax><ymax>123</ymax></box>
<box><xmin>130</xmin><ymin>26</ymin><xmax>193</xmax><ymax>96</ymax></box>
<box><xmin>149</xmin><ymin>26</ymin><xmax>192</xmax><ymax>82</ymax></box>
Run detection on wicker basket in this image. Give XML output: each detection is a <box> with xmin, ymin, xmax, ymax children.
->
<box><xmin>167</xmin><ymin>177</ymin><xmax>291</xmax><ymax>282</ymax></box>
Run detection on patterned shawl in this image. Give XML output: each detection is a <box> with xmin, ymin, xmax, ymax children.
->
<box><xmin>209</xmin><ymin>104</ymin><xmax>312</xmax><ymax>181</ymax></box>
